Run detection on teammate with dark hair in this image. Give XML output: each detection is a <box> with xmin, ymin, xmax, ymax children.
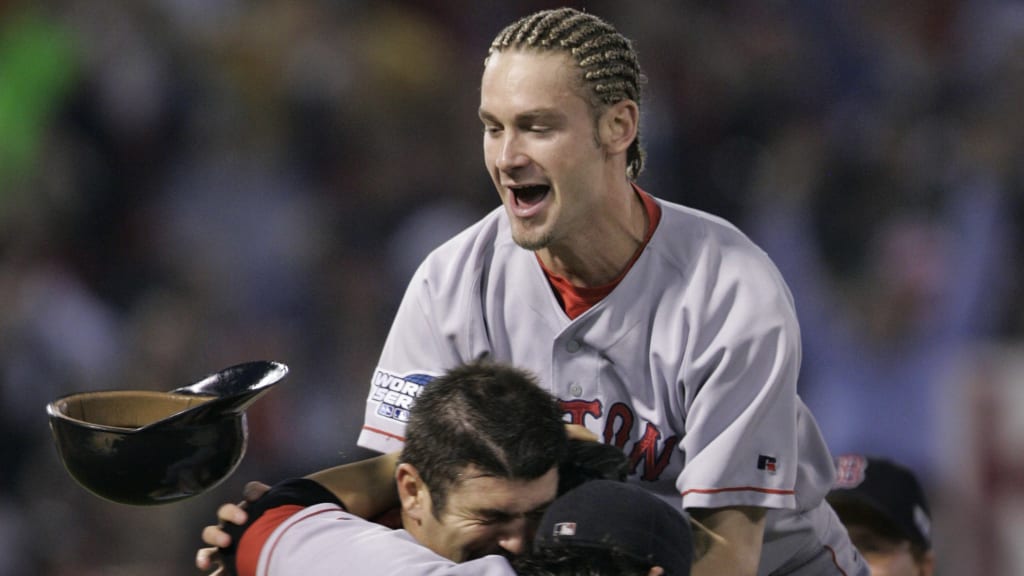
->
<box><xmin>209</xmin><ymin>361</ymin><xmax>677</xmax><ymax>576</ymax></box>
<box><xmin>226</xmin><ymin>361</ymin><xmax>567</xmax><ymax>575</ymax></box>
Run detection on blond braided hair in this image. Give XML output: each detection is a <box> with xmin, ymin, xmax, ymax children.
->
<box><xmin>488</xmin><ymin>8</ymin><xmax>646</xmax><ymax>180</ymax></box>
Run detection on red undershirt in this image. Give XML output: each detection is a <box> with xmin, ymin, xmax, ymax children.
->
<box><xmin>538</xmin><ymin>186</ymin><xmax>662</xmax><ymax>319</ymax></box>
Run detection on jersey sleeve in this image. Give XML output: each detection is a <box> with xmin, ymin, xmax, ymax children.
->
<box><xmin>676</xmin><ymin>233</ymin><xmax>807</xmax><ymax>512</ymax></box>
<box><xmin>255</xmin><ymin>503</ymin><xmax>517</xmax><ymax>576</ymax></box>
<box><xmin>232</xmin><ymin>478</ymin><xmax>346</xmax><ymax>576</ymax></box>
<box><xmin>233</xmin><ymin>481</ymin><xmax>517</xmax><ymax>576</ymax></box>
<box><xmin>357</xmin><ymin>249</ymin><xmax>479</xmax><ymax>453</ymax></box>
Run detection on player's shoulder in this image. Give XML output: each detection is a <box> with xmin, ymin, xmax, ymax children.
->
<box><xmin>431</xmin><ymin>205</ymin><xmax>507</xmax><ymax>251</ymax></box>
<box><xmin>412</xmin><ymin>206</ymin><xmax>520</xmax><ymax>280</ymax></box>
<box><xmin>652</xmin><ymin>197</ymin><xmax>775</xmax><ymax>268</ymax></box>
<box><xmin>655</xmin><ymin>197</ymin><xmax>754</xmax><ymax>247</ymax></box>
<box><xmin>648</xmin><ymin>195</ymin><xmax>794</xmax><ymax>305</ymax></box>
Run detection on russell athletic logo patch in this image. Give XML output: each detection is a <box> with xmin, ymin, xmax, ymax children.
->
<box><xmin>369</xmin><ymin>369</ymin><xmax>434</xmax><ymax>423</ymax></box>
<box><xmin>757</xmin><ymin>455</ymin><xmax>778</xmax><ymax>473</ymax></box>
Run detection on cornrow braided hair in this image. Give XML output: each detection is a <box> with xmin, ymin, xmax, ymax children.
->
<box><xmin>488</xmin><ymin>7</ymin><xmax>646</xmax><ymax>180</ymax></box>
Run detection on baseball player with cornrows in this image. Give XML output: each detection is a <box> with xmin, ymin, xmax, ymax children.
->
<box><xmin>199</xmin><ymin>7</ymin><xmax>866</xmax><ymax>575</ymax></box>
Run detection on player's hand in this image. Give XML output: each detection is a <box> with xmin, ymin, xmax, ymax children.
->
<box><xmin>195</xmin><ymin>546</ymin><xmax>226</xmax><ymax>575</ymax></box>
<box><xmin>195</xmin><ymin>481</ymin><xmax>270</xmax><ymax>573</ymax></box>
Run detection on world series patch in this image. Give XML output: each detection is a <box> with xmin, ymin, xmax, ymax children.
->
<box><xmin>369</xmin><ymin>369</ymin><xmax>434</xmax><ymax>423</ymax></box>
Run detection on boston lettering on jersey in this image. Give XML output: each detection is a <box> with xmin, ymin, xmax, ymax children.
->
<box><xmin>560</xmin><ymin>399</ymin><xmax>680</xmax><ymax>482</ymax></box>
<box><xmin>369</xmin><ymin>370</ymin><xmax>678</xmax><ymax>482</ymax></box>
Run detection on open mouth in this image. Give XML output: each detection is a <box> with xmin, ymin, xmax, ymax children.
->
<box><xmin>511</xmin><ymin>184</ymin><xmax>550</xmax><ymax>207</ymax></box>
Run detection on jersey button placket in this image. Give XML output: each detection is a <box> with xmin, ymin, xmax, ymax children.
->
<box><xmin>565</xmin><ymin>340</ymin><xmax>584</xmax><ymax>396</ymax></box>
<box><xmin>553</xmin><ymin>334</ymin><xmax>588</xmax><ymax>400</ymax></box>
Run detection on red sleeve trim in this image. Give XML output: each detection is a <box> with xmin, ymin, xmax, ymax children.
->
<box><xmin>680</xmin><ymin>486</ymin><xmax>796</xmax><ymax>497</ymax></box>
<box><xmin>263</xmin><ymin>507</ymin><xmax>349</xmax><ymax>573</ymax></box>
<box><xmin>361</xmin><ymin>425</ymin><xmax>406</xmax><ymax>442</ymax></box>
<box><xmin>236</xmin><ymin>504</ymin><xmax>304</xmax><ymax>576</ymax></box>
<box><xmin>823</xmin><ymin>545</ymin><xmax>850</xmax><ymax>576</ymax></box>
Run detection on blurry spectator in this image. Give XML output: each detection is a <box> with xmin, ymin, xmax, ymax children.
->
<box><xmin>828</xmin><ymin>454</ymin><xmax>934</xmax><ymax>576</ymax></box>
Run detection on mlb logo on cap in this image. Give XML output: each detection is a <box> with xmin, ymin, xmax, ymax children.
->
<box><xmin>535</xmin><ymin>480</ymin><xmax>694</xmax><ymax>576</ymax></box>
<box><xmin>552</xmin><ymin>522</ymin><xmax>577</xmax><ymax>536</ymax></box>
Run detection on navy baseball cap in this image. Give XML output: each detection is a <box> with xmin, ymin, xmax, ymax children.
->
<box><xmin>827</xmin><ymin>454</ymin><xmax>932</xmax><ymax>549</ymax></box>
<box><xmin>534</xmin><ymin>479</ymin><xmax>693</xmax><ymax>576</ymax></box>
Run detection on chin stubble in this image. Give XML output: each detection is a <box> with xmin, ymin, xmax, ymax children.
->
<box><xmin>512</xmin><ymin>228</ymin><xmax>553</xmax><ymax>252</ymax></box>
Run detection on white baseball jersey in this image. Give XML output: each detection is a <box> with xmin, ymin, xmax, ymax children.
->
<box><xmin>359</xmin><ymin>192</ymin><xmax>866</xmax><ymax>575</ymax></box>
<box><xmin>247</xmin><ymin>502</ymin><xmax>516</xmax><ymax>575</ymax></box>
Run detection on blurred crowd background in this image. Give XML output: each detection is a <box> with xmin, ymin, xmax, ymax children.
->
<box><xmin>2</xmin><ymin>0</ymin><xmax>1023</xmax><ymax>573</ymax></box>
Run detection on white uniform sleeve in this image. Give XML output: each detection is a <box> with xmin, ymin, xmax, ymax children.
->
<box><xmin>357</xmin><ymin>269</ymin><xmax>446</xmax><ymax>453</ymax></box>
<box><xmin>676</xmin><ymin>231</ymin><xmax>807</xmax><ymax>511</ymax></box>
<box><xmin>259</xmin><ymin>504</ymin><xmax>516</xmax><ymax>576</ymax></box>
<box><xmin>357</xmin><ymin>229</ymin><xmax>490</xmax><ymax>453</ymax></box>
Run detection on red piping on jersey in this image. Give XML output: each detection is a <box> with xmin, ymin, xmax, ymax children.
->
<box><xmin>823</xmin><ymin>545</ymin><xmax>849</xmax><ymax>576</ymax></box>
<box><xmin>361</xmin><ymin>425</ymin><xmax>405</xmax><ymax>442</ymax></box>
<box><xmin>260</xmin><ymin>506</ymin><xmax>348</xmax><ymax>575</ymax></box>
<box><xmin>236</xmin><ymin>504</ymin><xmax>304</xmax><ymax>576</ymax></box>
<box><xmin>680</xmin><ymin>486</ymin><xmax>796</xmax><ymax>497</ymax></box>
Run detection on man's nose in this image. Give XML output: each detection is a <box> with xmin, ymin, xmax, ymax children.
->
<box><xmin>497</xmin><ymin>518</ymin><xmax>529</xmax><ymax>555</ymax></box>
<box><xmin>496</xmin><ymin>134</ymin><xmax>528</xmax><ymax>172</ymax></box>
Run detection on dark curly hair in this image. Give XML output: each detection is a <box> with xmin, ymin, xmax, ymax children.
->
<box><xmin>399</xmin><ymin>361</ymin><xmax>568</xmax><ymax>516</ymax></box>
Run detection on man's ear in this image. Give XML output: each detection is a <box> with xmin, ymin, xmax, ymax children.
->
<box><xmin>598</xmin><ymin>99</ymin><xmax>639</xmax><ymax>155</ymax></box>
<box><xmin>395</xmin><ymin>462</ymin><xmax>430</xmax><ymax>523</ymax></box>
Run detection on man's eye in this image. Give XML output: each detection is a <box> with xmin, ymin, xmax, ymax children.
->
<box><xmin>476</xmin><ymin>512</ymin><xmax>513</xmax><ymax>526</ymax></box>
<box><xmin>528</xmin><ymin>125</ymin><xmax>550</xmax><ymax>133</ymax></box>
<box><xmin>483</xmin><ymin>126</ymin><xmax>502</xmax><ymax>135</ymax></box>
